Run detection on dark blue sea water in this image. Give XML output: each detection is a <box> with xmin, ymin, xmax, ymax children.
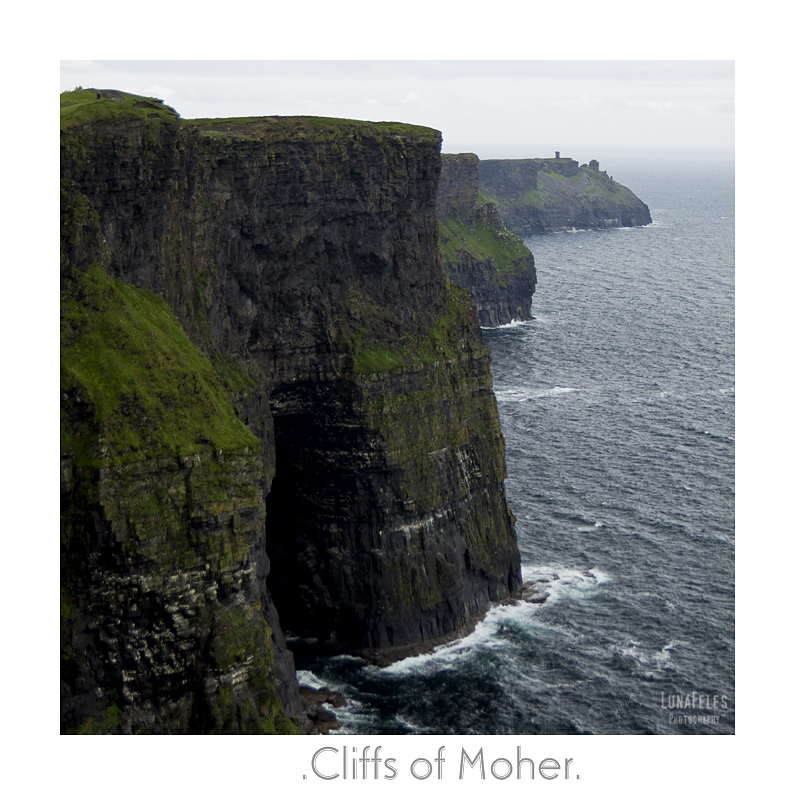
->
<box><xmin>297</xmin><ymin>152</ymin><xmax>735</xmax><ymax>735</ymax></box>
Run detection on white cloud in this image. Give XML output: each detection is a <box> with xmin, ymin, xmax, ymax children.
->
<box><xmin>548</xmin><ymin>92</ymin><xmax>618</xmax><ymax>113</ymax></box>
<box><xmin>61</xmin><ymin>60</ymin><xmax>101</xmax><ymax>72</ymax></box>
<box><xmin>147</xmin><ymin>84</ymin><xmax>176</xmax><ymax>100</ymax></box>
<box><xmin>399</xmin><ymin>91</ymin><xmax>422</xmax><ymax>105</ymax></box>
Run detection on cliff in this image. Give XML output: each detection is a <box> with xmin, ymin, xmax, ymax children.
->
<box><xmin>60</xmin><ymin>89</ymin><xmax>521</xmax><ymax>733</ymax></box>
<box><xmin>479</xmin><ymin>156</ymin><xmax>652</xmax><ymax>235</ymax></box>
<box><xmin>436</xmin><ymin>154</ymin><xmax>536</xmax><ymax>327</ymax></box>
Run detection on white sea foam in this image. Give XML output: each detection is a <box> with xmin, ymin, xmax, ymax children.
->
<box><xmin>521</xmin><ymin>564</ymin><xmax>611</xmax><ymax>606</ymax></box>
<box><xmin>380</xmin><ymin>563</ymin><xmax>613</xmax><ymax>677</ymax></box>
<box><xmin>612</xmin><ymin>638</ymin><xmax>684</xmax><ymax>671</ymax></box>
<box><xmin>296</xmin><ymin>657</ymin><xmax>362</xmax><ymax>694</ymax></box>
<box><xmin>394</xmin><ymin>715</ymin><xmax>428</xmax><ymax>733</ymax></box>
<box><xmin>589</xmin><ymin>568</ymin><xmax>611</xmax><ymax>585</ymax></box>
<box><xmin>482</xmin><ymin>318</ymin><xmax>534</xmax><ymax>330</ymax></box>
<box><xmin>327</xmin><ymin>698</ymin><xmax>378</xmax><ymax>734</ymax></box>
<box><xmin>378</xmin><ymin>613</ymin><xmax>510</xmax><ymax>675</ymax></box>
<box><xmin>296</xmin><ymin>669</ymin><xmax>330</xmax><ymax>689</ymax></box>
<box><xmin>495</xmin><ymin>385</ymin><xmax>579</xmax><ymax>403</ymax></box>
<box><xmin>294</xmin><ymin>669</ymin><xmax>374</xmax><ymax>735</ymax></box>
<box><xmin>653</xmin><ymin>639</ymin><xmax>686</xmax><ymax>666</ymax></box>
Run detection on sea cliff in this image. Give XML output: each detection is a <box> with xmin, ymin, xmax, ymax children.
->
<box><xmin>479</xmin><ymin>156</ymin><xmax>652</xmax><ymax>234</ymax></box>
<box><xmin>436</xmin><ymin>153</ymin><xmax>536</xmax><ymax>327</ymax></box>
<box><xmin>60</xmin><ymin>90</ymin><xmax>521</xmax><ymax>733</ymax></box>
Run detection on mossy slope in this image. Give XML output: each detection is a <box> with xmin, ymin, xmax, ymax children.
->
<box><xmin>61</xmin><ymin>263</ymin><xmax>258</xmax><ymax>465</ymax></box>
<box><xmin>438</xmin><ymin>205</ymin><xmax>531</xmax><ymax>287</ymax></box>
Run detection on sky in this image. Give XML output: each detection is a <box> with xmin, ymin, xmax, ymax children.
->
<box><xmin>59</xmin><ymin>60</ymin><xmax>734</xmax><ymax>158</ymax></box>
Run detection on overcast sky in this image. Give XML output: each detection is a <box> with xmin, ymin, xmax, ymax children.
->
<box><xmin>60</xmin><ymin>60</ymin><xmax>734</xmax><ymax>158</ymax></box>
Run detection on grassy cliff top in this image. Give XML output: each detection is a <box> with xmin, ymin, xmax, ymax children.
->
<box><xmin>60</xmin><ymin>88</ymin><xmax>180</xmax><ymax>129</ymax></box>
<box><xmin>185</xmin><ymin>115</ymin><xmax>440</xmax><ymax>144</ymax></box>
<box><xmin>60</xmin><ymin>88</ymin><xmax>439</xmax><ymax>143</ymax></box>
<box><xmin>441</xmin><ymin>152</ymin><xmax>479</xmax><ymax>161</ymax></box>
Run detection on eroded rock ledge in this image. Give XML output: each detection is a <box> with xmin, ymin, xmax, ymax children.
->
<box><xmin>436</xmin><ymin>153</ymin><xmax>536</xmax><ymax>327</ymax></box>
<box><xmin>60</xmin><ymin>89</ymin><xmax>521</xmax><ymax>733</ymax></box>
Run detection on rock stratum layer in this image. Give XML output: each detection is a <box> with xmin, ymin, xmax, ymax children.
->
<box><xmin>479</xmin><ymin>156</ymin><xmax>652</xmax><ymax>235</ymax></box>
<box><xmin>436</xmin><ymin>154</ymin><xmax>536</xmax><ymax>327</ymax></box>
<box><xmin>60</xmin><ymin>90</ymin><xmax>521</xmax><ymax>733</ymax></box>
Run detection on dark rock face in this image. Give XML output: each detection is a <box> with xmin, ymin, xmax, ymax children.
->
<box><xmin>300</xmin><ymin>685</ymin><xmax>346</xmax><ymax>733</ymax></box>
<box><xmin>266</xmin><ymin>339</ymin><xmax>520</xmax><ymax>656</ymax></box>
<box><xmin>436</xmin><ymin>154</ymin><xmax>536</xmax><ymax>327</ymax></box>
<box><xmin>478</xmin><ymin>159</ymin><xmax>540</xmax><ymax>201</ymax></box>
<box><xmin>479</xmin><ymin>157</ymin><xmax>652</xmax><ymax>235</ymax></box>
<box><xmin>436</xmin><ymin>152</ymin><xmax>480</xmax><ymax>217</ymax></box>
<box><xmin>61</xmin><ymin>104</ymin><xmax>521</xmax><ymax>732</ymax></box>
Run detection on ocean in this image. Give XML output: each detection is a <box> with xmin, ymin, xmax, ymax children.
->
<box><xmin>297</xmin><ymin>151</ymin><xmax>735</xmax><ymax>735</ymax></box>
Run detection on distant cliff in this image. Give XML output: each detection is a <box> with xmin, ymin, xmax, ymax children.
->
<box><xmin>60</xmin><ymin>90</ymin><xmax>521</xmax><ymax>733</ymax></box>
<box><xmin>436</xmin><ymin>153</ymin><xmax>536</xmax><ymax>326</ymax></box>
<box><xmin>479</xmin><ymin>156</ymin><xmax>651</xmax><ymax>235</ymax></box>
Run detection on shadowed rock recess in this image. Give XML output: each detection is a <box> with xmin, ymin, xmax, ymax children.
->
<box><xmin>60</xmin><ymin>90</ymin><xmax>521</xmax><ymax>734</ymax></box>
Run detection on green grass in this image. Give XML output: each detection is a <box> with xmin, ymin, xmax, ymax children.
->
<box><xmin>60</xmin><ymin>88</ymin><xmax>179</xmax><ymax>130</ymax></box>
<box><xmin>210</xmin><ymin>350</ymin><xmax>258</xmax><ymax>394</ymax></box>
<box><xmin>61</xmin><ymin>263</ymin><xmax>258</xmax><ymax>464</ymax></box>
<box><xmin>184</xmin><ymin>114</ymin><xmax>439</xmax><ymax>144</ymax></box>
<box><xmin>486</xmin><ymin>159</ymin><xmax>639</xmax><ymax>212</ymax></box>
<box><xmin>437</xmin><ymin>200</ymin><xmax>532</xmax><ymax>288</ymax></box>
<box><xmin>351</xmin><ymin>281</ymin><xmax>473</xmax><ymax>374</ymax></box>
<box><xmin>60</xmin><ymin>88</ymin><xmax>439</xmax><ymax>163</ymax></box>
<box><xmin>353</xmin><ymin>345</ymin><xmax>409</xmax><ymax>374</ymax></box>
<box><xmin>491</xmin><ymin>173</ymin><xmax>599</xmax><ymax>210</ymax></box>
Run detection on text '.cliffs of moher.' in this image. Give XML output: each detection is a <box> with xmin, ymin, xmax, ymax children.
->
<box><xmin>307</xmin><ymin>746</ymin><xmax>579</xmax><ymax>781</ymax></box>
